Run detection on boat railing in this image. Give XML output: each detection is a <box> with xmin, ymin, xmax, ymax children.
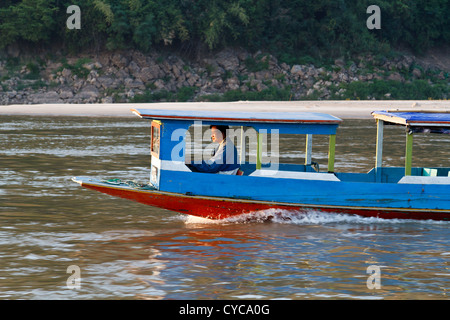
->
<box><xmin>335</xmin><ymin>166</ymin><xmax>450</xmax><ymax>184</ymax></box>
<box><xmin>249</xmin><ymin>169</ymin><xmax>340</xmax><ymax>181</ymax></box>
<box><xmin>398</xmin><ymin>175</ymin><xmax>450</xmax><ymax>184</ymax></box>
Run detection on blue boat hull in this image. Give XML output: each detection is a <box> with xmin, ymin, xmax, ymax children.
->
<box><xmin>166</xmin><ymin>171</ymin><xmax>449</xmax><ymax>214</ymax></box>
<box><xmin>74</xmin><ymin>169</ymin><xmax>450</xmax><ymax>221</ymax></box>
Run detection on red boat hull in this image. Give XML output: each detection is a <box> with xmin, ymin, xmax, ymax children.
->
<box><xmin>82</xmin><ymin>183</ymin><xmax>449</xmax><ymax>221</ymax></box>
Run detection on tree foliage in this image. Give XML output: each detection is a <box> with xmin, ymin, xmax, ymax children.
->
<box><xmin>0</xmin><ymin>0</ymin><xmax>448</xmax><ymax>58</ymax></box>
<box><xmin>0</xmin><ymin>0</ymin><xmax>58</xmax><ymax>48</ymax></box>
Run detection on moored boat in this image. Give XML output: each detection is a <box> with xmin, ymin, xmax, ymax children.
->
<box><xmin>73</xmin><ymin>108</ymin><xmax>450</xmax><ymax>221</ymax></box>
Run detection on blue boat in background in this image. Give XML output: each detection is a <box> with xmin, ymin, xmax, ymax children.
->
<box><xmin>73</xmin><ymin>108</ymin><xmax>450</xmax><ymax>221</ymax></box>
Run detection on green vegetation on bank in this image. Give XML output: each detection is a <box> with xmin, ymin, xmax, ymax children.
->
<box><xmin>131</xmin><ymin>85</ymin><xmax>293</xmax><ymax>103</ymax></box>
<box><xmin>338</xmin><ymin>79</ymin><xmax>449</xmax><ymax>100</ymax></box>
<box><xmin>1</xmin><ymin>1</ymin><xmax>448</xmax><ymax>104</ymax></box>
<box><xmin>129</xmin><ymin>80</ymin><xmax>449</xmax><ymax>103</ymax></box>
<box><xmin>131</xmin><ymin>86</ymin><xmax>197</xmax><ymax>103</ymax></box>
<box><xmin>1</xmin><ymin>0</ymin><xmax>449</xmax><ymax>62</ymax></box>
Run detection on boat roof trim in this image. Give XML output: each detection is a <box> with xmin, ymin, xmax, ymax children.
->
<box><xmin>131</xmin><ymin>108</ymin><xmax>342</xmax><ymax>124</ymax></box>
<box><xmin>372</xmin><ymin>110</ymin><xmax>450</xmax><ymax>127</ymax></box>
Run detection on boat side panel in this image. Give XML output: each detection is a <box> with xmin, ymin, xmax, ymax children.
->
<box><xmin>160</xmin><ymin>170</ymin><xmax>450</xmax><ymax>211</ymax></box>
<box><xmin>80</xmin><ymin>182</ymin><xmax>450</xmax><ymax>220</ymax></box>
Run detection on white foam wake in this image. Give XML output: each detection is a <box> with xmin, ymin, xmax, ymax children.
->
<box><xmin>180</xmin><ymin>208</ymin><xmax>449</xmax><ymax>225</ymax></box>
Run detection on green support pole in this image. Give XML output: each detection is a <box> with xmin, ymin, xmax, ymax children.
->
<box><xmin>305</xmin><ymin>134</ymin><xmax>312</xmax><ymax>165</ymax></box>
<box><xmin>256</xmin><ymin>131</ymin><xmax>263</xmax><ymax>169</ymax></box>
<box><xmin>328</xmin><ymin>134</ymin><xmax>336</xmax><ymax>173</ymax></box>
<box><xmin>405</xmin><ymin>132</ymin><xmax>413</xmax><ymax>176</ymax></box>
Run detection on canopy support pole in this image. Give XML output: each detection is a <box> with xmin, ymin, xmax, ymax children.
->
<box><xmin>328</xmin><ymin>134</ymin><xmax>336</xmax><ymax>173</ymax></box>
<box><xmin>375</xmin><ymin>119</ymin><xmax>384</xmax><ymax>182</ymax></box>
<box><xmin>256</xmin><ymin>131</ymin><xmax>263</xmax><ymax>170</ymax></box>
<box><xmin>305</xmin><ymin>134</ymin><xmax>312</xmax><ymax>165</ymax></box>
<box><xmin>375</xmin><ymin>119</ymin><xmax>384</xmax><ymax>168</ymax></box>
<box><xmin>405</xmin><ymin>131</ymin><xmax>413</xmax><ymax>176</ymax></box>
<box><xmin>239</xmin><ymin>126</ymin><xmax>245</xmax><ymax>165</ymax></box>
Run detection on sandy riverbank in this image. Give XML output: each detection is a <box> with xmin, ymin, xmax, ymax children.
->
<box><xmin>1</xmin><ymin>100</ymin><xmax>449</xmax><ymax>119</ymax></box>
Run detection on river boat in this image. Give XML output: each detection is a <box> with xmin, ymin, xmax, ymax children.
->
<box><xmin>72</xmin><ymin>108</ymin><xmax>450</xmax><ymax>221</ymax></box>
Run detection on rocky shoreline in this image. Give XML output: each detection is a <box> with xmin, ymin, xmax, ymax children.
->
<box><xmin>0</xmin><ymin>48</ymin><xmax>448</xmax><ymax>105</ymax></box>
